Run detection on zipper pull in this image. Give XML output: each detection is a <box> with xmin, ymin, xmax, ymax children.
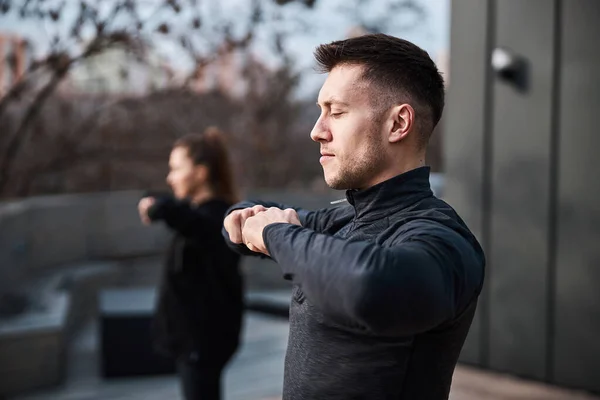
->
<box><xmin>330</xmin><ymin>198</ymin><xmax>348</xmax><ymax>205</ymax></box>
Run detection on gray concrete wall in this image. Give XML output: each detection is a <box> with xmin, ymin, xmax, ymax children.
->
<box><xmin>0</xmin><ymin>191</ymin><xmax>170</xmax><ymax>296</ymax></box>
<box><xmin>0</xmin><ymin>189</ymin><xmax>342</xmax><ymax>295</ymax></box>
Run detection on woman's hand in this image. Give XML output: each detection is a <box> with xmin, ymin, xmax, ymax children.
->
<box><xmin>138</xmin><ymin>197</ymin><xmax>156</xmax><ymax>225</ymax></box>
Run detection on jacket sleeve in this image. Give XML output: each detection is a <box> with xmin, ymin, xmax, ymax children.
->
<box><xmin>300</xmin><ymin>204</ymin><xmax>354</xmax><ymax>233</ymax></box>
<box><xmin>220</xmin><ymin>199</ymin><xmax>347</xmax><ymax>256</ymax></box>
<box><xmin>221</xmin><ymin>199</ymin><xmax>354</xmax><ymax>257</ymax></box>
<box><xmin>262</xmin><ymin>221</ymin><xmax>484</xmax><ymax>336</ymax></box>
<box><xmin>147</xmin><ymin>196</ymin><xmax>220</xmax><ymax>238</ymax></box>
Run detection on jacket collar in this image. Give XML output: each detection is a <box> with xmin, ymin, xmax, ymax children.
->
<box><xmin>345</xmin><ymin>166</ymin><xmax>434</xmax><ymax>221</ymax></box>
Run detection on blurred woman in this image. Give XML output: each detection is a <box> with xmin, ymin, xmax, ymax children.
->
<box><xmin>138</xmin><ymin>127</ymin><xmax>243</xmax><ymax>400</ymax></box>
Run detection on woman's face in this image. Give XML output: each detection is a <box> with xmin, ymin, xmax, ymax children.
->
<box><xmin>166</xmin><ymin>146</ymin><xmax>207</xmax><ymax>199</ymax></box>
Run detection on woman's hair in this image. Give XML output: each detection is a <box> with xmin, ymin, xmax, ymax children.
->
<box><xmin>173</xmin><ymin>127</ymin><xmax>239</xmax><ymax>204</ymax></box>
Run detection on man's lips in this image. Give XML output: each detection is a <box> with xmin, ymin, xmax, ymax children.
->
<box><xmin>320</xmin><ymin>152</ymin><xmax>334</xmax><ymax>164</ymax></box>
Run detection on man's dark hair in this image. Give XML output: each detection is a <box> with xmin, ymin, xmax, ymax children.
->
<box><xmin>314</xmin><ymin>33</ymin><xmax>445</xmax><ymax>146</ymax></box>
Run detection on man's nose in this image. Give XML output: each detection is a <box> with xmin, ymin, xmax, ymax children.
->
<box><xmin>310</xmin><ymin>117</ymin><xmax>331</xmax><ymax>143</ymax></box>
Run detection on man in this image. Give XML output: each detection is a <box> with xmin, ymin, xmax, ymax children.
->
<box><xmin>223</xmin><ymin>34</ymin><xmax>485</xmax><ymax>400</ymax></box>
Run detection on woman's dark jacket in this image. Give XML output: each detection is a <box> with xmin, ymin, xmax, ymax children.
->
<box><xmin>147</xmin><ymin>195</ymin><xmax>243</xmax><ymax>364</ymax></box>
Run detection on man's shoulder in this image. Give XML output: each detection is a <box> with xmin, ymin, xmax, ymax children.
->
<box><xmin>387</xmin><ymin>198</ymin><xmax>480</xmax><ymax>251</ymax></box>
<box><xmin>386</xmin><ymin>207</ymin><xmax>485</xmax><ymax>279</ymax></box>
<box><xmin>388</xmin><ymin>213</ymin><xmax>457</xmax><ymax>242</ymax></box>
<box><xmin>388</xmin><ymin>197</ymin><xmax>460</xmax><ymax>230</ymax></box>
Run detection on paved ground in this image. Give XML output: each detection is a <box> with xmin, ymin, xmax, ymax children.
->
<box><xmin>14</xmin><ymin>310</ymin><xmax>599</xmax><ymax>400</ymax></box>
<box><xmin>15</xmin><ymin>313</ymin><xmax>288</xmax><ymax>400</ymax></box>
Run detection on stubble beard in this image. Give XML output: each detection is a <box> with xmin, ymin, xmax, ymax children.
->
<box><xmin>325</xmin><ymin>131</ymin><xmax>385</xmax><ymax>190</ymax></box>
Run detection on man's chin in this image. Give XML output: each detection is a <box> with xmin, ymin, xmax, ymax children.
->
<box><xmin>324</xmin><ymin>175</ymin><xmax>348</xmax><ymax>190</ymax></box>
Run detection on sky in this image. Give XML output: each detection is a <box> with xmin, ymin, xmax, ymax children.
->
<box><xmin>0</xmin><ymin>0</ymin><xmax>450</xmax><ymax>98</ymax></box>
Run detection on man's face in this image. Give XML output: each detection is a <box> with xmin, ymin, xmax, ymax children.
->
<box><xmin>311</xmin><ymin>64</ymin><xmax>388</xmax><ymax>190</ymax></box>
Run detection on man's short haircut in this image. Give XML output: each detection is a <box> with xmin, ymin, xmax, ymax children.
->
<box><xmin>314</xmin><ymin>33</ymin><xmax>445</xmax><ymax>146</ymax></box>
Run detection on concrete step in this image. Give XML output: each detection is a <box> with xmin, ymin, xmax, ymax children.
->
<box><xmin>0</xmin><ymin>260</ymin><xmax>123</xmax><ymax>397</ymax></box>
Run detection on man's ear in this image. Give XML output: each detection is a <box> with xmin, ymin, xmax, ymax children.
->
<box><xmin>389</xmin><ymin>103</ymin><xmax>414</xmax><ymax>143</ymax></box>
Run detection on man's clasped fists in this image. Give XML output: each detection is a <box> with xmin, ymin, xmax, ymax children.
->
<box><xmin>224</xmin><ymin>205</ymin><xmax>301</xmax><ymax>256</ymax></box>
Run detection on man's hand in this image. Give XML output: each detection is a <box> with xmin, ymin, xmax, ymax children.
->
<box><xmin>242</xmin><ymin>207</ymin><xmax>301</xmax><ymax>255</ymax></box>
<box><xmin>224</xmin><ymin>205</ymin><xmax>269</xmax><ymax>244</ymax></box>
<box><xmin>138</xmin><ymin>197</ymin><xmax>155</xmax><ymax>225</ymax></box>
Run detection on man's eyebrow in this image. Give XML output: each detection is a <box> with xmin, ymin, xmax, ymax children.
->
<box><xmin>316</xmin><ymin>97</ymin><xmax>350</xmax><ymax>107</ymax></box>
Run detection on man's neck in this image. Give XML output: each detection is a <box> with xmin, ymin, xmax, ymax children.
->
<box><xmin>360</xmin><ymin>156</ymin><xmax>426</xmax><ymax>190</ymax></box>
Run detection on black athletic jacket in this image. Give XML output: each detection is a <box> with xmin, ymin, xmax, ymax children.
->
<box><xmin>223</xmin><ymin>167</ymin><xmax>485</xmax><ymax>399</ymax></box>
<box><xmin>148</xmin><ymin>196</ymin><xmax>243</xmax><ymax>364</ymax></box>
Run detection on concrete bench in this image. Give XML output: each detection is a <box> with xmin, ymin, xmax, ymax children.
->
<box><xmin>0</xmin><ymin>261</ymin><xmax>122</xmax><ymax>397</ymax></box>
<box><xmin>98</xmin><ymin>287</ymin><xmax>175</xmax><ymax>378</ymax></box>
<box><xmin>0</xmin><ymin>290</ymin><xmax>68</xmax><ymax>397</ymax></box>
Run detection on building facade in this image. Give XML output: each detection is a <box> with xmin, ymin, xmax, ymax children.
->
<box><xmin>444</xmin><ymin>0</ymin><xmax>600</xmax><ymax>393</ymax></box>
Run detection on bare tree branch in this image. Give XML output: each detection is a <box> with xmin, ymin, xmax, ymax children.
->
<box><xmin>0</xmin><ymin>0</ymin><xmax>430</xmax><ymax>198</ymax></box>
<box><xmin>0</xmin><ymin>67</ymin><xmax>68</xmax><ymax>194</ymax></box>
